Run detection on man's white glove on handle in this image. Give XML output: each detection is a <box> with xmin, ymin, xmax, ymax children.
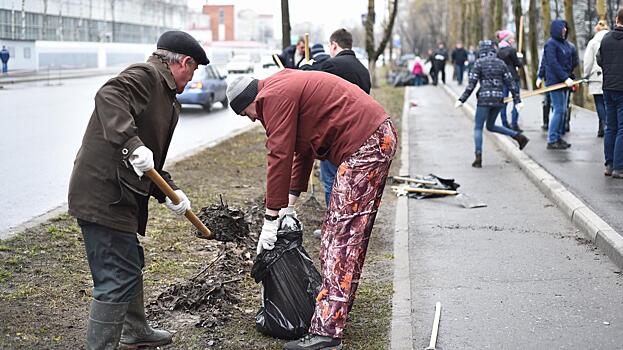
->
<box><xmin>536</xmin><ymin>78</ymin><xmax>543</xmax><ymax>88</ymax></box>
<box><xmin>454</xmin><ymin>100</ymin><xmax>463</xmax><ymax>108</ymax></box>
<box><xmin>257</xmin><ymin>219</ymin><xmax>279</xmax><ymax>255</ymax></box>
<box><xmin>515</xmin><ymin>102</ymin><xmax>525</xmax><ymax>112</ymax></box>
<box><xmin>564</xmin><ymin>78</ymin><xmax>575</xmax><ymax>87</ymax></box>
<box><xmin>278</xmin><ymin>205</ymin><xmax>297</xmax><ymax>219</ymax></box>
<box><xmin>129</xmin><ymin>146</ymin><xmax>154</xmax><ymax>177</ymax></box>
<box><xmin>165</xmin><ymin>189</ymin><xmax>191</xmax><ymax>216</ymax></box>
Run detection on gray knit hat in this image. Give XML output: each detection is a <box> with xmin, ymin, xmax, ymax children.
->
<box><xmin>227</xmin><ymin>76</ymin><xmax>259</xmax><ymax>114</ymax></box>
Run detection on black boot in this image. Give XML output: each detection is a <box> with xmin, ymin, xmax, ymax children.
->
<box><xmin>119</xmin><ymin>280</ymin><xmax>172</xmax><ymax>350</ymax></box>
<box><xmin>283</xmin><ymin>334</ymin><xmax>343</xmax><ymax>350</ymax></box>
<box><xmin>472</xmin><ymin>153</ymin><xmax>482</xmax><ymax>168</ymax></box>
<box><xmin>512</xmin><ymin>133</ymin><xmax>529</xmax><ymax>150</ymax></box>
<box><xmin>598</xmin><ymin>121</ymin><xmax>604</xmax><ymax>137</ymax></box>
<box><xmin>86</xmin><ymin>299</ymin><xmax>128</xmax><ymax>350</ymax></box>
<box><xmin>542</xmin><ymin>100</ymin><xmax>550</xmax><ymax>131</ymax></box>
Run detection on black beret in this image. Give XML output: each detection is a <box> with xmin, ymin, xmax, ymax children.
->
<box><xmin>157</xmin><ymin>31</ymin><xmax>210</xmax><ymax>65</ymax></box>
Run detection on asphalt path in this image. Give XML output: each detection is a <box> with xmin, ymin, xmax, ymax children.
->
<box><xmin>407</xmin><ymin>85</ymin><xmax>623</xmax><ymax>349</ymax></box>
<box><xmin>445</xmin><ymin>79</ymin><xmax>623</xmax><ymax>237</ymax></box>
<box><xmin>0</xmin><ymin>68</ymin><xmax>276</xmax><ymax>237</ymax></box>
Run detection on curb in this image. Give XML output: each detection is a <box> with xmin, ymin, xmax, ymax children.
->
<box><xmin>0</xmin><ymin>69</ymin><xmax>120</xmax><ymax>85</ymax></box>
<box><xmin>441</xmin><ymin>84</ymin><xmax>623</xmax><ymax>269</ymax></box>
<box><xmin>391</xmin><ymin>86</ymin><xmax>414</xmax><ymax>349</ymax></box>
<box><xmin>0</xmin><ymin>123</ymin><xmax>259</xmax><ymax>241</ymax></box>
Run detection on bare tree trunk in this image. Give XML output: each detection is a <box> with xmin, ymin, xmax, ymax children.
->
<box><xmin>541</xmin><ymin>0</ymin><xmax>551</xmax><ymax>39</ymax></box>
<box><xmin>281</xmin><ymin>0</ymin><xmax>291</xmax><ymax>49</ymax></box>
<box><xmin>564</xmin><ymin>0</ymin><xmax>583</xmax><ymax>106</ymax></box>
<box><xmin>461</xmin><ymin>0</ymin><xmax>469</xmax><ymax>45</ymax></box>
<box><xmin>471</xmin><ymin>0</ymin><xmax>482</xmax><ymax>44</ymax></box>
<box><xmin>366</xmin><ymin>0</ymin><xmax>399</xmax><ymax>87</ymax></box>
<box><xmin>528</xmin><ymin>0</ymin><xmax>539</xmax><ymax>89</ymax></box>
<box><xmin>494</xmin><ymin>0</ymin><xmax>504</xmax><ymax>35</ymax></box>
<box><xmin>514</xmin><ymin>0</ymin><xmax>528</xmax><ymax>89</ymax></box>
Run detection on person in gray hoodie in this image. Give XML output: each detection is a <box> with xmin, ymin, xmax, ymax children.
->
<box><xmin>584</xmin><ymin>20</ymin><xmax>609</xmax><ymax>137</ymax></box>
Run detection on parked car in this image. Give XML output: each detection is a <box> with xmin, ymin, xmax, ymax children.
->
<box><xmin>226</xmin><ymin>54</ymin><xmax>255</xmax><ymax>74</ymax></box>
<box><xmin>176</xmin><ymin>65</ymin><xmax>228</xmax><ymax>112</ymax></box>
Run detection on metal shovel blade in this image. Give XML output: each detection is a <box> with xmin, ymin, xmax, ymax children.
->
<box><xmin>455</xmin><ymin>193</ymin><xmax>487</xmax><ymax>209</ymax></box>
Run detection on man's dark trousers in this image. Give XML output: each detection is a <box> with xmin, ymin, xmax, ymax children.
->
<box><xmin>604</xmin><ymin>90</ymin><xmax>623</xmax><ymax>171</ymax></box>
<box><xmin>454</xmin><ymin>64</ymin><xmax>465</xmax><ymax>85</ymax></box>
<box><xmin>79</xmin><ymin>219</ymin><xmax>144</xmax><ymax>302</ymax></box>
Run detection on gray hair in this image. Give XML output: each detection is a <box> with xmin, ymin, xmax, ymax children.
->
<box><xmin>153</xmin><ymin>49</ymin><xmax>196</xmax><ymax>66</ymax></box>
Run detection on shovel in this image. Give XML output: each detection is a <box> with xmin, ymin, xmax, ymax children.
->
<box><xmin>145</xmin><ymin>169</ymin><xmax>214</xmax><ymax>239</ymax></box>
<box><xmin>391</xmin><ymin>185</ymin><xmax>487</xmax><ymax>209</ymax></box>
<box><xmin>303</xmin><ymin>160</ymin><xmax>322</xmax><ymax>208</ymax></box>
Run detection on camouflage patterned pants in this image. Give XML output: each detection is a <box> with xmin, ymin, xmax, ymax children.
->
<box><xmin>309</xmin><ymin>118</ymin><xmax>397</xmax><ymax>339</ymax></box>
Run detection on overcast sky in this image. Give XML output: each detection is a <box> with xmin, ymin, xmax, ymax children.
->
<box><xmin>187</xmin><ymin>0</ymin><xmax>387</xmax><ymax>39</ymax></box>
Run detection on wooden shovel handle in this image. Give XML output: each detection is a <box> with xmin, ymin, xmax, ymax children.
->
<box><xmin>272</xmin><ymin>54</ymin><xmax>285</xmax><ymax>70</ymax></box>
<box><xmin>392</xmin><ymin>185</ymin><xmax>458</xmax><ymax>196</ymax></box>
<box><xmin>304</xmin><ymin>33</ymin><xmax>310</xmax><ymax>63</ymax></box>
<box><xmin>145</xmin><ymin>169</ymin><xmax>214</xmax><ymax>239</ymax></box>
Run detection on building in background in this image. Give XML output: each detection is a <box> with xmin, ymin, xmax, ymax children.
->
<box><xmin>203</xmin><ymin>4</ymin><xmax>234</xmax><ymax>42</ymax></box>
<box><xmin>236</xmin><ymin>9</ymin><xmax>273</xmax><ymax>44</ymax></box>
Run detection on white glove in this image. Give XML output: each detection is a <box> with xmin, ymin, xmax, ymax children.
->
<box><xmin>516</xmin><ymin>52</ymin><xmax>524</xmax><ymax>59</ymax></box>
<box><xmin>564</xmin><ymin>78</ymin><xmax>574</xmax><ymax>87</ymax></box>
<box><xmin>278</xmin><ymin>205</ymin><xmax>297</xmax><ymax>219</ymax></box>
<box><xmin>515</xmin><ymin>102</ymin><xmax>525</xmax><ymax>112</ymax></box>
<box><xmin>536</xmin><ymin>78</ymin><xmax>543</xmax><ymax>88</ymax></box>
<box><xmin>129</xmin><ymin>146</ymin><xmax>154</xmax><ymax>177</ymax></box>
<box><xmin>454</xmin><ymin>100</ymin><xmax>463</xmax><ymax>108</ymax></box>
<box><xmin>257</xmin><ymin>219</ymin><xmax>279</xmax><ymax>255</ymax></box>
<box><xmin>165</xmin><ymin>189</ymin><xmax>191</xmax><ymax>215</ymax></box>
<box><xmin>301</xmin><ymin>58</ymin><xmax>316</xmax><ymax>66</ymax></box>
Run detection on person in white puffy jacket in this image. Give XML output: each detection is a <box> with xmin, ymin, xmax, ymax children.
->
<box><xmin>584</xmin><ymin>20</ymin><xmax>609</xmax><ymax>137</ymax></box>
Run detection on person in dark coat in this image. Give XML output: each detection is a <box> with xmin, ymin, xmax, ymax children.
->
<box><xmin>496</xmin><ymin>30</ymin><xmax>524</xmax><ymax>131</ymax></box>
<box><xmin>451</xmin><ymin>42</ymin><xmax>468</xmax><ymax>85</ymax></box>
<box><xmin>300</xmin><ymin>28</ymin><xmax>372</xmax><ymax>238</ymax></box>
<box><xmin>431</xmin><ymin>42</ymin><xmax>448</xmax><ymax>85</ymax></box>
<box><xmin>456</xmin><ymin>40</ymin><xmax>528</xmax><ymax>168</ymax></box>
<box><xmin>542</xmin><ymin>19</ymin><xmax>578</xmax><ymax>150</ymax></box>
<box><xmin>597</xmin><ymin>9</ymin><xmax>623</xmax><ymax>177</ymax></box>
<box><xmin>68</xmin><ymin>31</ymin><xmax>209</xmax><ymax>350</ymax></box>
<box><xmin>275</xmin><ymin>37</ymin><xmax>306</xmax><ymax>69</ymax></box>
<box><xmin>307</xmin><ymin>43</ymin><xmax>330</xmax><ymax>69</ymax></box>
<box><xmin>0</xmin><ymin>45</ymin><xmax>9</xmax><ymax>74</ymax></box>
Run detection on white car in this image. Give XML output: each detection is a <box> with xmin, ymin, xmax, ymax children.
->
<box><xmin>226</xmin><ymin>55</ymin><xmax>254</xmax><ymax>74</ymax></box>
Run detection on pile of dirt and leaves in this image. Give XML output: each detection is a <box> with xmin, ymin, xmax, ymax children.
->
<box><xmin>0</xmin><ymin>83</ymin><xmax>403</xmax><ymax>349</ymax></box>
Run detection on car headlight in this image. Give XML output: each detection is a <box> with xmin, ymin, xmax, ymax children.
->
<box><xmin>190</xmin><ymin>81</ymin><xmax>203</xmax><ymax>89</ymax></box>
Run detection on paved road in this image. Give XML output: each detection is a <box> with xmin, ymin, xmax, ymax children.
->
<box><xmin>445</xmin><ymin>79</ymin><xmax>623</xmax><ymax>237</ymax></box>
<box><xmin>0</xmin><ymin>69</ymin><xmax>276</xmax><ymax>236</ymax></box>
<box><xmin>407</xmin><ymin>85</ymin><xmax>623</xmax><ymax>349</ymax></box>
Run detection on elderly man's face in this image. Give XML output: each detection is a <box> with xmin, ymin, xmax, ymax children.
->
<box><xmin>240</xmin><ymin>101</ymin><xmax>258</xmax><ymax>122</ymax></box>
<box><xmin>170</xmin><ymin>56</ymin><xmax>198</xmax><ymax>93</ymax></box>
<box><xmin>296</xmin><ymin>41</ymin><xmax>305</xmax><ymax>55</ymax></box>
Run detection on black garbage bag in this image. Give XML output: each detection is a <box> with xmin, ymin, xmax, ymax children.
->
<box><xmin>250</xmin><ymin>216</ymin><xmax>322</xmax><ymax>340</ymax></box>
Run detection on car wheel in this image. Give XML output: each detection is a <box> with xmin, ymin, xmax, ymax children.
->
<box><xmin>221</xmin><ymin>97</ymin><xmax>228</xmax><ymax>108</ymax></box>
<box><xmin>203</xmin><ymin>96</ymin><xmax>213</xmax><ymax>112</ymax></box>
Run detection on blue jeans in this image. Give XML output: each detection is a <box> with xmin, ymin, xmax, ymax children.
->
<box><xmin>320</xmin><ymin>159</ymin><xmax>338</xmax><ymax>206</ymax></box>
<box><xmin>548</xmin><ymin>89</ymin><xmax>568</xmax><ymax>143</ymax></box>
<box><xmin>603</xmin><ymin>90</ymin><xmax>623</xmax><ymax>170</ymax></box>
<box><xmin>1</xmin><ymin>62</ymin><xmax>7</xmax><ymax>73</ymax></box>
<box><xmin>474</xmin><ymin>105</ymin><xmax>519</xmax><ymax>154</ymax></box>
<box><xmin>414</xmin><ymin>74</ymin><xmax>423</xmax><ymax>86</ymax></box>
<box><xmin>500</xmin><ymin>84</ymin><xmax>519</xmax><ymax>128</ymax></box>
<box><xmin>594</xmin><ymin>94</ymin><xmax>606</xmax><ymax>125</ymax></box>
<box><xmin>454</xmin><ymin>64</ymin><xmax>465</xmax><ymax>85</ymax></box>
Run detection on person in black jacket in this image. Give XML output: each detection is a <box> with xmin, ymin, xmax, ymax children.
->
<box><xmin>275</xmin><ymin>37</ymin><xmax>306</xmax><ymax>69</ymax></box>
<box><xmin>431</xmin><ymin>42</ymin><xmax>448</xmax><ymax>85</ymax></box>
<box><xmin>597</xmin><ymin>9</ymin><xmax>623</xmax><ymax>178</ymax></box>
<box><xmin>308</xmin><ymin>43</ymin><xmax>330</xmax><ymax>69</ymax></box>
<box><xmin>451</xmin><ymin>42</ymin><xmax>468</xmax><ymax>85</ymax></box>
<box><xmin>496</xmin><ymin>30</ymin><xmax>524</xmax><ymax>131</ymax></box>
<box><xmin>300</xmin><ymin>28</ymin><xmax>371</xmax><ymax>238</ymax></box>
<box><xmin>456</xmin><ymin>40</ymin><xmax>529</xmax><ymax>168</ymax></box>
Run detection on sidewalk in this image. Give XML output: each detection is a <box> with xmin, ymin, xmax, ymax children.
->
<box><xmin>444</xmin><ymin>79</ymin><xmax>623</xmax><ymax>237</ymax></box>
<box><xmin>0</xmin><ymin>66</ymin><xmax>121</xmax><ymax>85</ymax></box>
<box><xmin>404</xmin><ymin>85</ymin><xmax>623</xmax><ymax>349</ymax></box>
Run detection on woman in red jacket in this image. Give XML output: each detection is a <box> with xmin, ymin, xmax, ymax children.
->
<box><xmin>226</xmin><ymin>69</ymin><xmax>397</xmax><ymax>350</ymax></box>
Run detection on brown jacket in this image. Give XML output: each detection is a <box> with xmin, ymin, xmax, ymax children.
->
<box><xmin>68</xmin><ymin>56</ymin><xmax>180</xmax><ymax>235</ymax></box>
<box><xmin>255</xmin><ymin>69</ymin><xmax>388</xmax><ymax>209</ymax></box>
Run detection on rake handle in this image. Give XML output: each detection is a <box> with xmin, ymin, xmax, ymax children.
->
<box><xmin>145</xmin><ymin>169</ymin><xmax>214</xmax><ymax>240</ymax></box>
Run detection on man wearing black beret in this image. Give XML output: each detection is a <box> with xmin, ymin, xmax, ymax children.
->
<box><xmin>68</xmin><ymin>30</ymin><xmax>208</xmax><ymax>349</ymax></box>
